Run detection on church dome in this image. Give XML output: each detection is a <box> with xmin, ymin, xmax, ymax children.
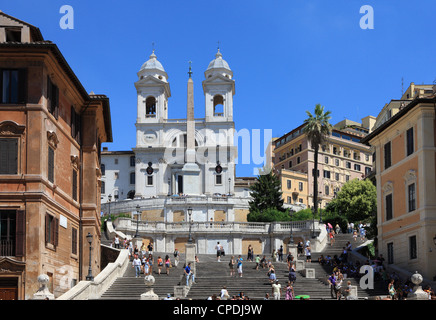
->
<box><xmin>139</xmin><ymin>51</ymin><xmax>168</xmax><ymax>80</ymax></box>
<box><xmin>205</xmin><ymin>49</ymin><xmax>233</xmax><ymax>78</ymax></box>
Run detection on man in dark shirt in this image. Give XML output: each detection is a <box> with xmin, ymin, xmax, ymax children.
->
<box><xmin>328</xmin><ymin>272</ymin><xmax>337</xmax><ymax>298</ymax></box>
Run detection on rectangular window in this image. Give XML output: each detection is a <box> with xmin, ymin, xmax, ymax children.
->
<box><xmin>288</xmin><ymin>160</ymin><xmax>292</xmax><ymax>168</ymax></box>
<box><xmin>287</xmin><ymin>180</ymin><xmax>291</xmax><ymax>189</ymax></box>
<box><xmin>346</xmin><ymin>175</ymin><xmax>350</xmax><ymax>182</ymax></box>
<box><xmin>114</xmin><ymin>172</ymin><xmax>119</xmax><ymax>180</ymax></box>
<box><xmin>323</xmin><ymin>170</ymin><xmax>330</xmax><ymax>179</ymax></box>
<box><xmin>409</xmin><ymin>235</ymin><xmax>417</xmax><ymax>260</ymax></box>
<box><xmin>408</xmin><ymin>183</ymin><xmax>416</xmax><ymax>212</ymax></box>
<box><xmin>384</xmin><ymin>141</ymin><xmax>391</xmax><ymax>169</ymax></box>
<box><xmin>47</xmin><ymin>76</ymin><xmax>59</xmax><ymax>119</ymax></box>
<box><xmin>312</xmin><ymin>169</ymin><xmax>319</xmax><ymax>177</ymax></box>
<box><xmin>335</xmin><ymin>159</ymin><xmax>340</xmax><ymax>166</ymax></box>
<box><xmin>325</xmin><ymin>185</ymin><xmax>329</xmax><ymax>196</ymax></box>
<box><xmin>101</xmin><ymin>181</ymin><xmax>105</xmax><ymax>194</ymax></box>
<box><xmin>48</xmin><ymin>146</ymin><xmax>54</xmax><ymax>183</ymax></box>
<box><xmin>130</xmin><ymin>156</ymin><xmax>135</xmax><ymax>167</ymax></box>
<box><xmin>354</xmin><ymin>164</ymin><xmax>361</xmax><ymax>171</ymax></box>
<box><xmin>147</xmin><ymin>175</ymin><xmax>153</xmax><ymax>186</ymax></box>
<box><xmin>130</xmin><ymin>172</ymin><xmax>135</xmax><ymax>185</ymax></box>
<box><xmin>385</xmin><ymin>193</ymin><xmax>393</xmax><ymax>221</ymax></box>
<box><xmin>45</xmin><ymin>213</ymin><xmax>59</xmax><ymax>247</ymax></box>
<box><xmin>297</xmin><ymin>157</ymin><xmax>300</xmax><ymax>164</ymax></box>
<box><xmin>216</xmin><ymin>174</ymin><xmax>222</xmax><ymax>185</ymax></box>
<box><xmin>0</xmin><ymin>138</ymin><xmax>18</xmax><ymax>174</ymax></box>
<box><xmin>72</xmin><ymin>169</ymin><xmax>77</xmax><ymax>201</ymax></box>
<box><xmin>346</xmin><ymin>161</ymin><xmax>351</xmax><ymax>169</ymax></box>
<box><xmin>387</xmin><ymin>242</ymin><xmax>394</xmax><ymax>264</ymax></box>
<box><xmin>406</xmin><ymin>128</ymin><xmax>414</xmax><ymax>156</ymax></box>
<box><xmin>325</xmin><ymin>156</ymin><xmax>329</xmax><ymax>164</ymax></box>
<box><xmin>299</xmin><ymin>182</ymin><xmax>303</xmax><ymax>191</ymax></box>
<box><xmin>335</xmin><ymin>173</ymin><xmax>340</xmax><ymax>181</ymax></box>
<box><xmin>1</xmin><ymin>69</ymin><xmax>27</xmax><ymax>104</ymax></box>
<box><xmin>287</xmin><ymin>196</ymin><xmax>292</xmax><ymax>204</ymax></box>
<box><xmin>72</xmin><ymin>227</ymin><xmax>78</xmax><ymax>255</ymax></box>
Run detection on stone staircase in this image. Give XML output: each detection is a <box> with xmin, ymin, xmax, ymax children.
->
<box><xmin>186</xmin><ymin>255</ymin><xmax>332</xmax><ymax>300</ymax></box>
<box><xmin>305</xmin><ymin>233</ymin><xmax>386</xmax><ymax>299</ymax></box>
<box><xmin>99</xmin><ymin>253</ymin><xmax>186</xmax><ymax>300</ymax></box>
<box><xmin>97</xmin><ymin>233</ymin><xmax>386</xmax><ymax>300</ymax></box>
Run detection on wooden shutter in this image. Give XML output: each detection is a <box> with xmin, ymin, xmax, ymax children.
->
<box><xmin>53</xmin><ymin>85</ymin><xmax>59</xmax><ymax>119</ymax></box>
<box><xmin>15</xmin><ymin>210</ymin><xmax>25</xmax><ymax>257</ymax></box>
<box><xmin>72</xmin><ymin>227</ymin><xmax>77</xmax><ymax>255</ymax></box>
<box><xmin>47</xmin><ymin>76</ymin><xmax>52</xmax><ymax>113</ymax></box>
<box><xmin>71</xmin><ymin>106</ymin><xmax>76</xmax><ymax>137</ymax></box>
<box><xmin>45</xmin><ymin>213</ymin><xmax>49</xmax><ymax>244</ymax></box>
<box><xmin>48</xmin><ymin>146</ymin><xmax>54</xmax><ymax>183</ymax></box>
<box><xmin>72</xmin><ymin>169</ymin><xmax>77</xmax><ymax>201</ymax></box>
<box><xmin>0</xmin><ymin>139</ymin><xmax>18</xmax><ymax>174</ymax></box>
<box><xmin>18</xmin><ymin>69</ymin><xmax>27</xmax><ymax>104</ymax></box>
<box><xmin>54</xmin><ymin>217</ymin><xmax>59</xmax><ymax>247</ymax></box>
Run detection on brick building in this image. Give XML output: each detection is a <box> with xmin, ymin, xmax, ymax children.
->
<box><xmin>0</xmin><ymin>11</ymin><xmax>112</xmax><ymax>299</ymax></box>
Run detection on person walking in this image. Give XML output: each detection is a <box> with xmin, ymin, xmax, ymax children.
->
<box><xmin>327</xmin><ymin>272</ymin><xmax>337</xmax><ymax>299</ymax></box>
<box><xmin>285</xmin><ymin>281</ymin><xmax>294</xmax><ymax>300</ymax></box>
<box><xmin>229</xmin><ymin>255</ymin><xmax>235</xmax><ymax>277</ymax></box>
<box><xmin>132</xmin><ymin>254</ymin><xmax>142</xmax><ymax>278</ymax></box>
<box><xmin>114</xmin><ymin>235</ymin><xmax>120</xmax><ymax>249</ymax></box>
<box><xmin>305</xmin><ymin>246</ymin><xmax>312</xmax><ymax>263</ymax></box>
<box><xmin>173</xmin><ymin>248</ymin><xmax>180</xmax><ymax>267</ymax></box>
<box><xmin>148</xmin><ymin>253</ymin><xmax>154</xmax><ymax>275</ymax></box>
<box><xmin>237</xmin><ymin>255</ymin><xmax>243</xmax><ymax>278</ymax></box>
<box><xmin>255</xmin><ymin>255</ymin><xmax>260</xmax><ymax>271</ymax></box>
<box><xmin>272</xmin><ymin>280</ymin><xmax>282</xmax><ymax>300</ymax></box>
<box><xmin>297</xmin><ymin>241</ymin><xmax>303</xmax><ymax>257</ymax></box>
<box><xmin>147</xmin><ymin>241</ymin><xmax>153</xmax><ymax>255</ymax></box>
<box><xmin>184</xmin><ymin>262</ymin><xmax>195</xmax><ymax>286</ymax></box>
<box><xmin>157</xmin><ymin>256</ymin><xmax>164</xmax><ymax>275</ymax></box>
<box><xmin>216</xmin><ymin>242</ymin><xmax>222</xmax><ymax>262</ymax></box>
<box><xmin>388</xmin><ymin>279</ymin><xmax>396</xmax><ymax>300</ymax></box>
<box><xmin>165</xmin><ymin>255</ymin><xmax>171</xmax><ymax>275</ymax></box>
<box><xmin>247</xmin><ymin>245</ymin><xmax>253</xmax><ymax>262</ymax></box>
<box><xmin>278</xmin><ymin>245</ymin><xmax>284</xmax><ymax>262</ymax></box>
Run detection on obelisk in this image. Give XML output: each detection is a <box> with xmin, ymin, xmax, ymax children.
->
<box><xmin>181</xmin><ymin>62</ymin><xmax>201</xmax><ymax>194</ymax></box>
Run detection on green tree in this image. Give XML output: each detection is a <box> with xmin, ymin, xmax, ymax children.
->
<box><xmin>326</xmin><ymin>178</ymin><xmax>377</xmax><ymax>234</ymax></box>
<box><xmin>303</xmin><ymin>104</ymin><xmax>332</xmax><ymax>219</ymax></box>
<box><xmin>247</xmin><ymin>170</ymin><xmax>285</xmax><ymax>222</ymax></box>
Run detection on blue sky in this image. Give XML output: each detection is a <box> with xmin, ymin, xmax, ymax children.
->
<box><xmin>3</xmin><ymin>0</ymin><xmax>436</xmax><ymax>177</ymax></box>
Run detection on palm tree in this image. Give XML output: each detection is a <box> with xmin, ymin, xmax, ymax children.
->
<box><xmin>303</xmin><ymin>104</ymin><xmax>332</xmax><ymax>237</ymax></box>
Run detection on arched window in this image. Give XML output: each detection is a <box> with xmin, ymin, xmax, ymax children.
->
<box><xmin>145</xmin><ymin>96</ymin><xmax>156</xmax><ymax>117</ymax></box>
<box><xmin>213</xmin><ymin>95</ymin><xmax>224</xmax><ymax>116</ymax></box>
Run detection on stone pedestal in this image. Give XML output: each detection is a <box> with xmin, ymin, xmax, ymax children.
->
<box><xmin>133</xmin><ymin>238</ymin><xmax>143</xmax><ymax>251</ymax></box>
<box><xmin>185</xmin><ymin>243</ymin><xmax>197</xmax><ymax>274</ymax></box>
<box><xmin>140</xmin><ymin>275</ymin><xmax>159</xmax><ymax>300</ymax></box>
<box><xmin>287</xmin><ymin>243</ymin><xmax>298</xmax><ymax>261</ymax></box>
<box><xmin>32</xmin><ymin>274</ymin><xmax>55</xmax><ymax>300</ymax></box>
<box><xmin>182</xmin><ymin>163</ymin><xmax>201</xmax><ymax>195</ymax></box>
<box><xmin>302</xmin><ymin>268</ymin><xmax>315</xmax><ymax>278</ymax></box>
<box><xmin>295</xmin><ymin>260</ymin><xmax>305</xmax><ymax>271</ymax></box>
<box><xmin>174</xmin><ymin>285</ymin><xmax>190</xmax><ymax>299</ymax></box>
<box><xmin>408</xmin><ymin>272</ymin><xmax>430</xmax><ymax>300</ymax></box>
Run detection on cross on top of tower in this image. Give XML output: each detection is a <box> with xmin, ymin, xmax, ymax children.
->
<box><xmin>188</xmin><ymin>60</ymin><xmax>192</xmax><ymax>78</ymax></box>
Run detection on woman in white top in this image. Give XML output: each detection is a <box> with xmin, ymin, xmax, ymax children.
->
<box><xmin>305</xmin><ymin>247</ymin><xmax>311</xmax><ymax>263</ymax></box>
<box><xmin>220</xmin><ymin>286</ymin><xmax>230</xmax><ymax>300</ymax></box>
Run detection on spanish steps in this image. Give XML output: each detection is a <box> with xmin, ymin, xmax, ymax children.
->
<box><xmin>99</xmin><ymin>233</ymin><xmax>386</xmax><ymax>300</ymax></box>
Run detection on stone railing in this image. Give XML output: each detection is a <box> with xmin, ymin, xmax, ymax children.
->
<box><xmin>115</xmin><ymin>218</ymin><xmax>318</xmax><ymax>235</ymax></box>
<box><xmin>56</xmin><ymin>248</ymin><xmax>130</xmax><ymax>300</ymax></box>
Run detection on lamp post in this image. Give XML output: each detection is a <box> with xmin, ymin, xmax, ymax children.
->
<box><xmin>107</xmin><ymin>194</ymin><xmax>112</xmax><ymax>221</ymax></box>
<box><xmin>85</xmin><ymin>232</ymin><xmax>94</xmax><ymax>281</ymax></box>
<box><xmin>134</xmin><ymin>204</ymin><xmax>140</xmax><ymax>238</ymax></box>
<box><xmin>289</xmin><ymin>210</ymin><xmax>294</xmax><ymax>245</ymax></box>
<box><xmin>168</xmin><ymin>178</ymin><xmax>171</xmax><ymax>196</ymax></box>
<box><xmin>228</xmin><ymin>177</ymin><xmax>231</xmax><ymax>196</ymax></box>
<box><xmin>188</xmin><ymin>207</ymin><xmax>193</xmax><ymax>244</ymax></box>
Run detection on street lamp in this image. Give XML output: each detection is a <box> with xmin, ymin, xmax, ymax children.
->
<box><xmin>168</xmin><ymin>178</ymin><xmax>171</xmax><ymax>196</ymax></box>
<box><xmin>85</xmin><ymin>232</ymin><xmax>94</xmax><ymax>281</ymax></box>
<box><xmin>228</xmin><ymin>177</ymin><xmax>231</xmax><ymax>196</ymax></box>
<box><xmin>134</xmin><ymin>204</ymin><xmax>140</xmax><ymax>238</ymax></box>
<box><xmin>107</xmin><ymin>194</ymin><xmax>112</xmax><ymax>221</ymax></box>
<box><xmin>188</xmin><ymin>207</ymin><xmax>193</xmax><ymax>244</ymax></box>
<box><xmin>289</xmin><ymin>210</ymin><xmax>294</xmax><ymax>245</ymax></box>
